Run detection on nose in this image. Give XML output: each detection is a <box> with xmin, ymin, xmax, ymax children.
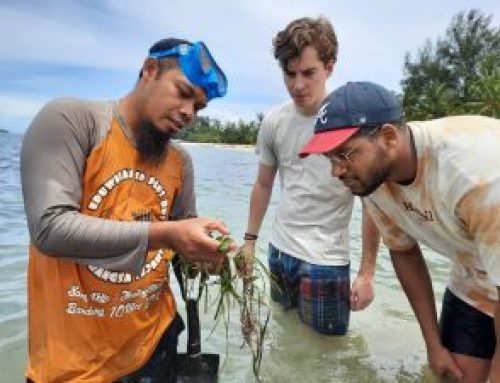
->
<box><xmin>179</xmin><ymin>100</ymin><xmax>195</xmax><ymax>124</ymax></box>
<box><xmin>292</xmin><ymin>74</ymin><xmax>306</xmax><ymax>93</ymax></box>
<box><xmin>331</xmin><ymin>161</ymin><xmax>347</xmax><ymax>178</ymax></box>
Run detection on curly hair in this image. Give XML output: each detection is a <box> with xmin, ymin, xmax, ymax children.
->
<box><xmin>273</xmin><ymin>16</ymin><xmax>338</xmax><ymax>69</ymax></box>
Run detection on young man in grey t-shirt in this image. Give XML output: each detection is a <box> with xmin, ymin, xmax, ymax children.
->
<box><xmin>244</xmin><ymin>17</ymin><xmax>380</xmax><ymax>335</ymax></box>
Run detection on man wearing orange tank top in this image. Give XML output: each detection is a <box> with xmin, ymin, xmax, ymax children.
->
<box><xmin>21</xmin><ymin>38</ymin><xmax>229</xmax><ymax>383</ymax></box>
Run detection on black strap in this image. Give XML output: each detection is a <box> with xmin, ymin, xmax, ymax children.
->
<box><xmin>171</xmin><ymin>253</ymin><xmax>186</xmax><ymax>301</ymax></box>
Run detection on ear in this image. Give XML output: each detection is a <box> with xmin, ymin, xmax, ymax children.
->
<box><xmin>379</xmin><ymin>123</ymin><xmax>399</xmax><ymax>150</ymax></box>
<box><xmin>141</xmin><ymin>58</ymin><xmax>160</xmax><ymax>79</ymax></box>
<box><xmin>325</xmin><ymin>60</ymin><xmax>335</xmax><ymax>76</ymax></box>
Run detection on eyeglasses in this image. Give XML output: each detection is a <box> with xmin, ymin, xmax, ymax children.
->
<box><xmin>148</xmin><ymin>41</ymin><xmax>227</xmax><ymax>101</ymax></box>
<box><xmin>324</xmin><ymin>126</ymin><xmax>380</xmax><ymax>166</ymax></box>
<box><xmin>324</xmin><ymin>145</ymin><xmax>359</xmax><ymax>165</ymax></box>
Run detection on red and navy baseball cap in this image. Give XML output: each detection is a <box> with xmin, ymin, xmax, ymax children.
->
<box><xmin>299</xmin><ymin>81</ymin><xmax>403</xmax><ymax>157</ymax></box>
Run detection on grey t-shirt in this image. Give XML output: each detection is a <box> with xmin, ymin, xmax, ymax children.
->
<box><xmin>21</xmin><ymin>97</ymin><xmax>196</xmax><ymax>274</ymax></box>
<box><xmin>257</xmin><ymin>101</ymin><xmax>353</xmax><ymax>265</ymax></box>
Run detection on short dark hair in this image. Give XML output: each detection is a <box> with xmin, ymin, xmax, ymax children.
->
<box><xmin>273</xmin><ymin>16</ymin><xmax>338</xmax><ymax>69</ymax></box>
<box><xmin>148</xmin><ymin>38</ymin><xmax>192</xmax><ymax>56</ymax></box>
<box><xmin>355</xmin><ymin>122</ymin><xmax>406</xmax><ymax>140</ymax></box>
<box><xmin>139</xmin><ymin>38</ymin><xmax>192</xmax><ymax>79</ymax></box>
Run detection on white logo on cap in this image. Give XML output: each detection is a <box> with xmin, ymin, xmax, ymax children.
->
<box><xmin>359</xmin><ymin>116</ymin><xmax>367</xmax><ymax>124</ymax></box>
<box><xmin>317</xmin><ymin>104</ymin><xmax>328</xmax><ymax>125</ymax></box>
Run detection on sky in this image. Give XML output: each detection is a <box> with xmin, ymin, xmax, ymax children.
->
<box><xmin>1</xmin><ymin>0</ymin><xmax>499</xmax><ymax>134</ymax></box>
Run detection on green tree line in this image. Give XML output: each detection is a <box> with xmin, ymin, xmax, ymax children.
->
<box><xmin>402</xmin><ymin>9</ymin><xmax>500</xmax><ymax>120</ymax></box>
<box><xmin>176</xmin><ymin>114</ymin><xmax>263</xmax><ymax>144</ymax></box>
<box><xmin>181</xmin><ymin>9</ymin><xmax>499</xmax><ymax>145</ymax></box>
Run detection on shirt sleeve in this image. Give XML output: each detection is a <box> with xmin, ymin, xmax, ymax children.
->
<box><xmin>255</xmin><ymin>114</ymin><xmax>277</xmax><ymax>166</ymax></box>
<box><xmin>363</xmin><ymin>198</ymin><xmax>418</xmax><ymax>252</ymax></box>
<box><xmin>21</xmin><ymin>98</ymin><xmax>149</xmax><ymax>273</ymax></box>
<box><xmin>456</xmin><ymin>182</ymin><xmax>500</xmax><ymax>286</ymax></box>
<box><xmin>169</xmin><ymin>143</ymin><xmax>197</xmax><ymax>220</ymax></box>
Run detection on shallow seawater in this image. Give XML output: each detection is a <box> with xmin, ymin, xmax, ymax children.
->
<box><xmin>0</xmin><ymin>137</ymin><xmax>448</xmax><ymax>382</ymax></box>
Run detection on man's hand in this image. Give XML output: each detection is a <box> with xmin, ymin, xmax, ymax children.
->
<box><xmin>352</xmin><ymin>204</ymin><xmax>379</xmax><ymax>311</ymax></box>
<box><xmin>149</xmin><ymin>218</ymin><xmax>232</xmax><ymax>271</ymax></box>
<box><xmin>350</xmin><ymin>273</ymin><xmax>374</xmax><ymax>311</ymax></box>
<box><xmin>427</xmin><ymin>343</ymin><xmax>464</xmax><ymax>382</ymax></box>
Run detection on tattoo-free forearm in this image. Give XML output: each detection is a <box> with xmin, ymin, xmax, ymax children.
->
<box><xmin>390</xmin><ymin>246</ymin><xmax>441</xmax><ymax>351</ymax></box>
<box><xmin>246</xmin><ymin>164</ymin><xmax>277</xmax><ymax>236</ymax></box>
<box><xmin>359</xmin><ymin>204</ymin><xmax>380</xmax><ymax>277</ymax></box>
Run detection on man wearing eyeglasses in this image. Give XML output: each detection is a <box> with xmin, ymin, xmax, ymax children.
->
<box><xmin>243</xmin><ymin>17</ymin><xmax>380</xmax><ymax>336</ymax></box>
<box><xmin>301</xmin><ymin>81</ymin><xmax>500</xmax><ymax>383</ymax></box>
<box><xmin>21</xmin><ymin>38</ymin><xmax>229</xmax><ymax>383</ymax></box>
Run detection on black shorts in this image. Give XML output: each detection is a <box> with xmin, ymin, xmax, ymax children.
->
<box><xmin>439</xmin><ymin>288</ymin><xmax>496</xmax><ymax>359</ymax></box>
<box><xmin>117</xmin><ymin>313</ymin><xmax>185</xmax><ymax>382</ymax></box>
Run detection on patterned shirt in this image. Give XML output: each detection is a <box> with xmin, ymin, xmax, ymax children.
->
<box><xmin>365</xmin><ymin>115</ymin><xmax>500</xmax><ymax>316</ymax></box>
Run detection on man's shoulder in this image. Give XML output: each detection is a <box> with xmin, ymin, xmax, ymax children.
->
<box><xmin>35</xmin><ymin>98</ymin><xmax>114</xmax><ymax>146</ymax></box>
<box><xmin>263</xmin><ymin>100</ymin><xmax>296</xmax><ymax>123</ymax></box>
<box><xmin>44</xmin><ymin>97</ymin><xmax>112</xmax><ymax>114</ymax></box>
<box><xmin>260</xmin><ymin>101</ymin><xmax>304</xmax><ymax>137</ymax></box>
<box><xmin>409</xmin><ymin>115</ymin><xmax>500</xmax><ymax>133</ymax></box>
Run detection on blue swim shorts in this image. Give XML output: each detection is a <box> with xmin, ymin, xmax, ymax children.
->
<box><xmin>268</xmin><ymin>243</ymin><xmax>350</xmax><ymax>335</ymax></box>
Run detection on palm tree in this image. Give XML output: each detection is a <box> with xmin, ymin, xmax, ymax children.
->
<box><xmin>467</xmin><ymin>54</ymin><xmax>500</xmax><ymax>117</ymax></box>
<box><xmin>404</xmin><ymin>82</ymin><xmax>457</xmax><ymax>120</ymax></box>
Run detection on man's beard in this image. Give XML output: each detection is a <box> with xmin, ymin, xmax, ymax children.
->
<box><xmin>346</xmin><ymin>149</ymin><xmax>390</xmax><ymax>197</ymax></box>
<box><xmin>136</xmin><ymin>120</ymin><xmax>172</xmax><ymax>163</ymax></box>
<box><xmin>353</xmin><ymin>166</ymin><xmax>389</xmax><ymax>197</ymax></box>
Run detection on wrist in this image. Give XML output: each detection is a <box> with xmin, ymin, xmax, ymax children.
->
<box><xmin>357</xmin><ymin>266</ymin><xmax>375</xmax><ymax>279</ymax></box>
<box><xmin>424</xmin><ymin>336</ymin><xmax>444</xmax><ymax>354</ymax></box>
<box><xmin>243</xmin><ymin>232</ymin><xmax>258</xmax><ymax>241</ymax></box>
<box><xmin>148</xmin><ymin>221</ymin><xmax>175</xmax><ymax>250</ymax></box>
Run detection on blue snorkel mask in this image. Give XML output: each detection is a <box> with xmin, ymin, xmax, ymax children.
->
<box><xmin>148</xmin><ymin>41</ymin><xmax>228</xmax><ymax>101</ymax></box>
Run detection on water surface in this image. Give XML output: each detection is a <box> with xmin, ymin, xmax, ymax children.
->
<box><xmin>0</xmin><ymin>135</ymin><xmax>449</xmax><ymax>382</ymax></box>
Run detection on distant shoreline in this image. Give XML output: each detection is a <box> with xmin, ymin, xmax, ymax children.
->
<box><xmin>175</xmin><ymin>140</ymin><xmax>255</xmax><ymax>152</ymax></box>
<box><xmin>0</xmin><ymin>128</ymin><xmax>8</xmax><ymax>133</ymax></box>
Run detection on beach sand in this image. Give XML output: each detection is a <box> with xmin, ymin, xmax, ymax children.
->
<box><xmin>175</xmin><ymin>140</ymin><xmax>255</xmax><ymax>152</ymax></box>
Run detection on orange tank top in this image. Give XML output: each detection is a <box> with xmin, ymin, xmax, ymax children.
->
<box><xmin>26</xmin><ymin>118</ymin><xmax>183</xmax><ymax>382</ymax></box>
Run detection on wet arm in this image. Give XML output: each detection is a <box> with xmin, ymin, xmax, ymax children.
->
<box><xmin>390</xmin><ymin>245</ymin><xmax>440</xmax><ymax>351</ymax></box>
<box><xmin>238</xmin><ymin>163</ymin><xmax>277</xmax><ymax>274</ymax></box>
<box><xmin>350</xmin><ymin>204</ymin><xmax>380</xmax><ymax>310</ymax></box>
<box><xmin>358</xmin><ymin>203</ymin><xmax>380</xmax><ymax>277</ymax></box>
<box><xmin>245</xmin><ymin>163</ymin><xmax>277</xmax><ymax>237</ymax></box>
<box><xmin>390</xmin><ymin>245</ymin><xmax>462</xmax><ymax>379</ymax></box>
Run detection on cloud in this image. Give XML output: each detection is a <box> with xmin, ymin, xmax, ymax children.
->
<box><xmin>0</xmin><ymin>94</ymin><xmax>43</xmax><ymax>118</ymax></box>
<box><xmin>1</xmin><ymin>0</ymin><xmax>499</xmax><ymax>133</ymax></box>
<box><xmin>0</xmin><ymin>2</ymin><xmax>143</xmax><ymax>70</ymax></box>
<box><xmin>0</xmin><ymin>93</ymin><xmax>46</xmax><ymax>133</ymax></box>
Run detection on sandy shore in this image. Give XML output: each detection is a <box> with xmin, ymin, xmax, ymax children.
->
<box><xmin>174</xmin><ymin>140</ymin><xmax>255</xmax><ymax>152</ymax></box>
